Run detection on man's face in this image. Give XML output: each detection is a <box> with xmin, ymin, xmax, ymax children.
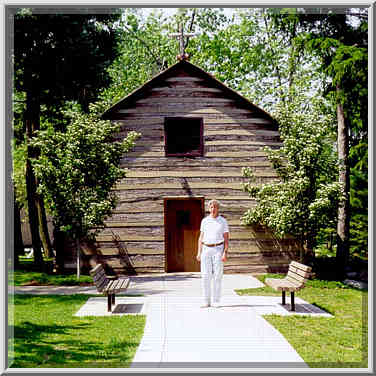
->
<box><xmin>209</xmin><ymin>202</ymin><xmax>219</xmax><ymax>217</ymax></box>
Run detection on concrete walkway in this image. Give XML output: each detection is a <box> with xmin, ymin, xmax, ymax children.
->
<box><xmin>11</xmin><ymin>273</ymin><xmax>332</xmax><ymax>369</ymax></box>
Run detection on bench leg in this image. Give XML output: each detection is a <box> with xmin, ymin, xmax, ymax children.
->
<box><xmin>112</xmin><ymin>294</ymin><xmax>115</xmax><ymax>305</ymax></box>
<box><xmin>290</xmin><ymin>292</ymin><xmax>295</xmax><ymax>311</ymax></box>
<box><xmin>282</xmin><ymin>291</ymin><xmax>286</xmax><ymax>305</ymax></box>
<box><xmin>107</xmin><ymin>294</ymin><xmax>112</xmax><ymax>312</ymax></box>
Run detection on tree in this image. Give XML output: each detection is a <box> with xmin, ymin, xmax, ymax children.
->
<box><xmin>13</xmin><ymin>9</ymin><xmax>123</xmax><ymax>268</ymax></box>
<box><xmin>226</xmin><ymin>7</ymin><xmax>368</xmax><ymax>275</ymax></box>
<box><xmin>242</xmin><ymin>94</ymin><xmax>343</xmax><ymax>264</ymax></box>
<box><xmin>98</xmin><ymin>8</ymin><xmax>182</xmax><ymax>111</ymax></box>
<box><xmin>189</xmin><ymin>8</ymin><xmax>322</xmax><ymax>112</ymax></box>
<box><xmin>31</xmin><ymin>105</ymin><xmax>139</xmax><ymax>278</ymax></box>
<box><xmin>296</xmin><ymin>8</ymin><xmax>368</xmax><ymax>277</ymax></box>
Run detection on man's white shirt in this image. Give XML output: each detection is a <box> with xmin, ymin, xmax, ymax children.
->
<box><xmin>200</xmin><ymin>215</ymin><xmax>229</xmax><ymax>244</ymax></box>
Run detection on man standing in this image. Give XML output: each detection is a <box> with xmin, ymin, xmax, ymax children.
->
<box><xmin>196</xmin><ymin>199</ymin><xmax>229</xmax><ymax>308</ymax></box>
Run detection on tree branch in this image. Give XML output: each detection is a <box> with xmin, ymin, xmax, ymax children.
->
<box><xmin>262</xmin><ymin>11</ymin><xmax>284</xmax><ymax>100</ymax></box>
<box><xmin>184</xmin><ymin>9</ymin><xmax>196</xmax><ymax>50</ymax></box>
<box><xmin>122</xmin><ymin>23</ymin><xmax>164</xmax><ymax>70</ymax></box>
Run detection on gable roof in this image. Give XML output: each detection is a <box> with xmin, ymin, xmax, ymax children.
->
<box><xmin>101</xmin><ymin>59</ymin><xmax>277</xmax><ymax>127</ymax></box>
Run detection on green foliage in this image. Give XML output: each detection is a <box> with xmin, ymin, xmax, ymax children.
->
<box><xmin>98</xmin><ymin>9</ymin><xmax>177</xmax><ymax>110</ymax></box>
<box><xmin>314</xmin><ymin>228</ymin><xmax>337</xmax><ymax>257</ymax></box>
<box><xmin>12</xmin><ymin>90</ymin><xmax>28</xmax><ymax>209</ymax></box>
<box><xmin>300</xmin><ymin>10</ymin><xmax>368</xmax><ymax>262</ymax></box>
<box><xmin>242</xmin><ymin>95</ymin><xmax>343</xmax><ymax>252</ymax></box>
<box><xmin>30</xmin><ymin>107</ymin><xmax>139</xmax><ymax>240</ymax></box>
<box><xmin>12</xmin><ymin>90</ymin><xmax>27</xmax><ymax>144</ymax></box>
<box><xmin>306</xmin><ymin>36</ymin><xmax>368</xmax><ymax>144</ymax></box>
<box><xmin>349</xmin><ymin>142</ymin><xmax>368</xmax><ymax>259</ymax></box>
<box><xmin>12</xmin><ymin>10</ymin><xmax>126</xmax><ymax>238</ymax></box>
<box><xmin>12</xmin><ymin>140</ymin><xmax>28</xmax><ymax>208</ymax></box>
<box><xmin>190</xmin><ymin>8</ymin><xmax>323</xmax><ymax>112</ymax></box>
<box><xmin>14</xmin><ymin>11</ymin><xmax>123</xmax><ymax>113</ymax></box>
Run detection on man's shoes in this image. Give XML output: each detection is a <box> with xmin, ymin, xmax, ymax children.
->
<box><xmin>200</xmin><ymin>304</ymin><xmax>210</xmax><ymax>308</ymax></box>
<box><xmin>211</xmin><ymin>302</ymin><xmax>221</xmax><ymax>308</ymax></box>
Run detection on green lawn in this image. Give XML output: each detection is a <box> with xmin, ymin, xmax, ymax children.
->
<box><xmin>9</xmin><ymin>269</ymin><xmax>93</xmax><ymax>286</ymax></box>
<box><xmin>9</xmin><ymin>257</ymin><xmax>94</xmax><ymax>286</ymax></box>
<box><xmin>9</xmin><ymin>295</ymin><xmax>146</xmax><ymax>368</ymax></box>
<box><xmin>236</xmin><ymin>274</ymin><xmax>368</xmax><ymax>368</ymax></box>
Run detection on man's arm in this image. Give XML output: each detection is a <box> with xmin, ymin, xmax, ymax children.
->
<box><xmin>196</xmin><ymin>231</ymin><xmax>204</xmax><ymax>261</ymax></box>
<box><xmin>222</xmin><ymin>232</ymin><xmax>229</xmax><ymax>262</ymax></box>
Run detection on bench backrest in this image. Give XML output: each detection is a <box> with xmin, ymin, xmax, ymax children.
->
<box><xmin>286</xmin><ymin>261</ymin><xmax>312</xmax><ymax>288</ymax></box>
<box><xmin>90</xmin><ymin>264</ymin><xmax>109</xmax><ymax>292</ymax></box>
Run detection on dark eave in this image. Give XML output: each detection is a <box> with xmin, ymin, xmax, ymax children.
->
<box><xmin>101</xmin><ymin>60</ymin><xmax>277</xmax><ymax>128</ymax></box>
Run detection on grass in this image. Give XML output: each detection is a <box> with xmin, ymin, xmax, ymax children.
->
<box><xmin>8</xmin><ymin>294</ymin><xmax>146</xmax><ymax>368</ymax></box>
<box><xmin>9</xmin><ymin>269</ymin><xmax>93</xmax><ymax>286</ymax></box>
<box><xmin>9</xmin><ymin>257</ymin><xmax>94</xmax><ymax>286</ymax></box>
<box><xmin>236</xmin><ymin>274</ymin><xmax>368</xmax><ymax>368</ymax></box>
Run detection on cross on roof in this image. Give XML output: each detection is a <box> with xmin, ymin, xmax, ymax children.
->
<box><xmin>169</xmin><ymin>24</ymin><xmax>196</xmax><ymax>61</ymax></box>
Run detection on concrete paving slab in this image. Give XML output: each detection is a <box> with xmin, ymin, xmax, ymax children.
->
<box><xmin>131</xmin><ymin>294</ymin><xmax>309</xmax><ymax>367</ymax></box>
<box><xmin>127</xmin><ymin>273</ymin><xmax>264</xmax><ymax>297</ymax></box>
<box><xmin>242</xmin><ymin>296</ymin><xmax>333</xmax><ymax>317</ymax></box>
<box><xmin>128</xmin><ymin>274</ymin><xmax>331</xmax><ymax>367</ymax></box>
<box><xmin>74</xmin><ymin>297</ymin><xmax>147</xmax><ymax>317</ymax></box>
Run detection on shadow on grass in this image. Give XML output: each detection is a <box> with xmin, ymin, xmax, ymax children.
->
<box><xmin>10</xmin><ymin>321</ymin><xmax>139</xmax><ymax>368</ymax></box>
<box><xmin>310</xmin><ymin>302</ymin><xmax>335</xmax><ymax>316</ymax></box>
<box><xmin>12</xmin><ymin>321</ymin><xmax>90</xmax><ymax>340</ymax></box>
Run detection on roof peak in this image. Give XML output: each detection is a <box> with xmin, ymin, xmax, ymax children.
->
<box><xmin>101</xmin><ymin>60</ymin><xmax>276</xmax><ymax>127</ymax></box>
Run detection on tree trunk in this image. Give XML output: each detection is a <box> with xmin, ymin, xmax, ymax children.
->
<box><xmin>336</xmin><ymin>84</ymin><xmax>350</xmax><ymax>279</ymax></box>
<box><xmin>304</xmin><ymin>233</ymin><xmax>316</xmax><ymax>266</ymax></box>
<box><xmin>76</xmin><ymin>237</ymin><xmax>81</xmax><ymax>280</ymax></box>
<box><xmin>38</xmin><ymin>198</ymin><xmax>53</xmax><ymax>259</ymax></box>
<box><xmin>25</xmin><ymin>157</ymin><xmax>44</xmax><ymax>268</ymax></box>
<box><xmin>298</xmin><ymin>235</ymin><xmax>305</xmax><ymax>263</ymax></box>
<box><xmin>14</xmin><ymin>191</ymin><xmax>24</xmax><ymax>269</ymax></box>
<box><xmin>53</xmin><ymin>228</ymin><xmax>65</xmax><ymax>273</ymax></box>
<box><xmin>25</xmin><ymin>88</ymin><xmax>53</xmax><ymax>268</ymax></box>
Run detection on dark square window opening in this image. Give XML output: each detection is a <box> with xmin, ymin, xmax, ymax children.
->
<box><xmin>164</xmin><ymin>117</ymin><xmax>204</xmax><ymax>157</ymax></box>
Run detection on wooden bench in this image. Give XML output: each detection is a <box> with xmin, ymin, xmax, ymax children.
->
<box><xmin>90</xmin><ymin>264</ymin><xmax>131</xmax><ymax>312</ymax></box>
<box><xmin>265</xmin><ymin>261</ymin><xmax>312</xmax><ymax>311</ymax></box>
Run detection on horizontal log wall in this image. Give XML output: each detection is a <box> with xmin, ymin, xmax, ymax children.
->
<box><xmin>64</xmin><ymin>67</ymin><xmax>300</xmax><ymax>274</ymax></box>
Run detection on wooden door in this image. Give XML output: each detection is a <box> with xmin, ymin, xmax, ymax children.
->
<box><xmin>165</xmin><ymin>198</ymin><xmax>203</xmax><ymax>272</ymax></box>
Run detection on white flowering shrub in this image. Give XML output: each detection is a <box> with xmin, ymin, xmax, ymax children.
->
<box><xmin>31</xmin><ymin>107</ymin><xmax>140</xmax><ymax>242</ymax></box>
<box><xmin>242</xmin><ymin>96</ymin><xmax>344</xmax><ymax>256</ymax></box>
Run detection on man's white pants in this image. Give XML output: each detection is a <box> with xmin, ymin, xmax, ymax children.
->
<box><xmin>200</xmin><ymin>245</ymin><xmax>224</xmax><ymax>305</ymax></box>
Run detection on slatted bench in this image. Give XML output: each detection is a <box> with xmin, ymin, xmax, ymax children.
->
<box><xmin>265</xmin><ymin>261</ymin><xmax>312</xmax><ymax>311</ymax></box>
<box><xmin>90</xmin><ymin>263</ymin><xmax>131</xmax><ymax>312</ymax></box>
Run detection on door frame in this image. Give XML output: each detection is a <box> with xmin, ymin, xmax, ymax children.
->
<box><xmin>164</xmin><ymin>196</ymin><xmax>205</xmax><ymax>272</ymax></box>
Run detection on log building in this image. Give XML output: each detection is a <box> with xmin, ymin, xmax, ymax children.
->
<box><xmin>65</xmin><ymin>59</ymin><xmax>300</xmax><ymax>275</ymax></box>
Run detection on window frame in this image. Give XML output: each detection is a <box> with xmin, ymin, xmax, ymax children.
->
<box><xmin>164</xmin><ymin>117</ymin><xmax>204</xmax><ymax>157</ymax></box>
